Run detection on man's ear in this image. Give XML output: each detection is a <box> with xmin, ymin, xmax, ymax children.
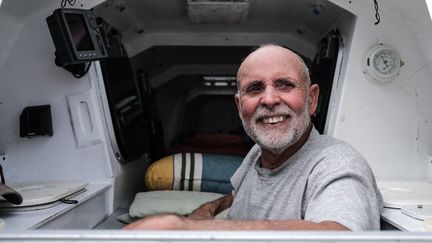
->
<box><xmin>234</xmin><ymin>92</ymin><xmax>241</xmax><ymax>112</ymax></box>
<box><xmin>308</xmin><ymin>84</ymin><xmax>320</xmax><ymax>115</ymax></box>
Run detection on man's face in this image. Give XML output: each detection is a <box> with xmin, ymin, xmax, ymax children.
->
<box><xmin>235</xmin><ymin>46</ymin><xmax>318</xmax><ymax>154</ymax></box>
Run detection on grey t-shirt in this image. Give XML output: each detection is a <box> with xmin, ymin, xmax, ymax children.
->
<box><xmin>227</xmin><ymin>128</ymin><xmax>383</xmax><ymax>231</ymax></box>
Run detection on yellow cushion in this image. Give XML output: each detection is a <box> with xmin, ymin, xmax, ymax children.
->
<box><xmin>145</xmin><ymin>155</ymin><xmax>173</xmax><ymax>191</ymax></box>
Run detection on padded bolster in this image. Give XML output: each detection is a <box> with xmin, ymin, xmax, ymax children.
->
<box><xmin>145</xmin><ymin>153</ymin><xmax>243</xmax><ymax>194</ymax></box>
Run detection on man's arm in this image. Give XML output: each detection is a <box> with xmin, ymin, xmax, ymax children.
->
<box><xmin>187</xmin><ymin>193</ymin><xmax>233</xmax><ymax>219</ymax></box>
<box><xmin>123</xmin><ymin>214</ymin><xmax>350</xmax><ymax>231</ymax></box>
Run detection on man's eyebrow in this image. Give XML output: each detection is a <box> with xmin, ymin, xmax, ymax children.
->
<box><xmin>274</xmin><ymin>77</ymin><xmax>303</xmax><ymax>87</ymax></box>
<box><xmin>242</xmin><ymin>80</ymin><xmax>263</xmax><ymax>89</ymax></box>
<box><xmin>247</xmin><ymin>80</ymin><xmax>263</xmax><ymax>86</ymax></box>
<box><xmin>274</xmin><ymin>77</ymin><xmax>297</xmax><ymax>83</ymax></box>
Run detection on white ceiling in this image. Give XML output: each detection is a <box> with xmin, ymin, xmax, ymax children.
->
<box><xmin>94</xmin><ymin>0</ymin><xmax>350</xmax><ymax>56</ymax></box>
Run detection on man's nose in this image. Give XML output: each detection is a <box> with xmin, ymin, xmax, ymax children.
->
<box><xmin>260</xmin><ymin>86</ymin><xmax>280</xmax><ymax>108</ymax></box>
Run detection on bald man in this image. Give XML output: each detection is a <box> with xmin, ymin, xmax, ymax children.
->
<box><xmin>124</xmin><ymin>44</ymin><xmax>383</xmax><ymax>231</ymax></box>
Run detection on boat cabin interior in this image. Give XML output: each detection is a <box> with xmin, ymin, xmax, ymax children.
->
<box><xmin>1</xmin><ymin>0</ymin><xmax>432</xmax><ymax>240</ymax></box>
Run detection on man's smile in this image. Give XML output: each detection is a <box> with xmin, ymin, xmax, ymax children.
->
<box><xmin>259</xmin><ymin>115</ymin><xmax>290</xmax><ymax>125</ymax></box>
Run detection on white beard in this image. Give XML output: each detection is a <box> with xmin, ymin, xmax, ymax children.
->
<box><xmin>240</xmin><ymin>103</ymin><xmax>311</xmax><ymax>155</ymax></box>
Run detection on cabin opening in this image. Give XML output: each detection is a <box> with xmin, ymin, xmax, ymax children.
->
<box><xmin>94</xmin><ymin>0</ymin><xmax>353</xmax><ymax>164</ymax></box>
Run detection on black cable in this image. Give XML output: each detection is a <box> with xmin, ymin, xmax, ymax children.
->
<box><xmin>73</xmin><ymin>62</ymin><xmax>92</xmax><ymax>78</ymax></box>
<box><xmin>0</xmin><ymin>163</ymin><xmax>5</xmax><ymax>184</ymax></box>
<box><xmin>61</xmin><ymin>0</ymin><xmax>76</xmax><ymax>8</ymax></box>
<box><xmin>60</xmin><ymin>198</ymin><xmax>79</xmax><ymax>204</ymax></box>
<box><xmin>374</xmin><ymin>0</ymin><xmax>380</xmax><ymax>25</ymax></box>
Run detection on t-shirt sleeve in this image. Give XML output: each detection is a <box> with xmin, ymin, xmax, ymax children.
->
<box><xmin>304</xmin><ymin>144</ymin><xmax>383</xmax><ymax>231</ymax></box>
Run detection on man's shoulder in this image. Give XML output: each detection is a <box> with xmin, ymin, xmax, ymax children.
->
<box><xmin>319</xmin><ymin>136</ymin><xmax>360</xmax><ymax>156</ymax></box>
<box><xmin>302</xmin><ymin>129</ymin><xmax>364</xmax><ymax>164</ymax></box>
<box><xmin>311</xmin><ymin>134</ymin><xmax>373</xmax><ymax>176</ymax></box>
<box><xmin>312</xmin><ymin>131</ymin><xmax>361</xmax><ymax>158</ymax></box>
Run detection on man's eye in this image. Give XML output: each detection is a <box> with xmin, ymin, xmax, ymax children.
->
<box><xmin>275</xmin><ymin>81</ymin><xmax>294</xmax><ymax>90</ymax></box>
<box><xmin>245</xmin><ymin>85</ymin><xmax>263</xmax><ymax>94</ymax></box>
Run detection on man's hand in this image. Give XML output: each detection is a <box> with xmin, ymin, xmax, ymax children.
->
<box><xmin>188</xmin><ymin>193</ymin><xmax>233</xmax><ymax>220</ymax></box>
<box><xmin>187</xmin><ymin>203</ymin><xmax>215</xmax><ymax>219</ymax></box>
<box><xmin>123</xmin><ymin>214</ymin><xmax>187</xmax><ymax>230</ymax></box>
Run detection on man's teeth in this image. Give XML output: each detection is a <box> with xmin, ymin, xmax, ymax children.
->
<box><xmin>262</xmin><ymin>116</ymin><xmax>286</xmax><ymax>124</ymax></box>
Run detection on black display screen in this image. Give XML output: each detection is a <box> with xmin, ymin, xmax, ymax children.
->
<box><xmin>65</xmin><ymin>13</ymin><xmax>95</xmax><ymax>51</ymax></box>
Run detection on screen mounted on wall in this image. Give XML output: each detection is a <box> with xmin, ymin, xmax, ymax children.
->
<box><xmin>46</xmin><ymin>8</ymin><xmax>107</xmax><ymax>66</ymax></box>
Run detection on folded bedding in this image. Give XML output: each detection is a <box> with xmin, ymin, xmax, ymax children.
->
<box><xmin>145</xmin><ymin>153</ymin><xmax>243</xmax><ymax>194</ymax></box>
<box><xmin>129</xmin><ymin>190</ymin><xmax>228</xmax><ymax>218</ymax></box>
<box><xmin>118</xmin><ymin>190</ymin><xmax>230</xmax><ymax>224</ymax></box>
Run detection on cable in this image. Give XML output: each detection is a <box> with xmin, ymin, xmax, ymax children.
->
<box><xmin>73</xmin><ymin>62</ymin><xmax>92</xmax><ymax>78</ymax></box>
<box><xmin>0</xmin><ymin>163</ymin><xmax>5</xmax><ymax>184</ymax></box>
<box><xmin>61</xmin><ymin>0</ymin><xmax>76</xmax><ymax>8</ymax></box>
<box><xmin>374</xmin><ymin>0</ymin><xmax>380</xmax><ymax>25</ymax></box>
<box><xmin>60</xmin><ymin>198</ymin><xmax>79</xmax><ymax>204</ymax></box>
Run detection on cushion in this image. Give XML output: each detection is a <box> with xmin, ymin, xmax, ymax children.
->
<box><xmin>128</xmin><ymin>190</ymin><xmax>229</xmax><ymax>219</ymax></box>
<box><xmin>145</xmin><ymin>153</ymin><xmax>242</xmax><ymax>194</ymax></box>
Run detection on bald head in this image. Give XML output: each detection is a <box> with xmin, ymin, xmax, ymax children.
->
<box><xmin>237</xmin><ymin>44</ymin><xmax>311</xmax><ymax>91</ymax></box>
<box><xmin>233</xmin><ymin>44</ymin><xmax>319</xmax><ymax>156</ymax></box>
